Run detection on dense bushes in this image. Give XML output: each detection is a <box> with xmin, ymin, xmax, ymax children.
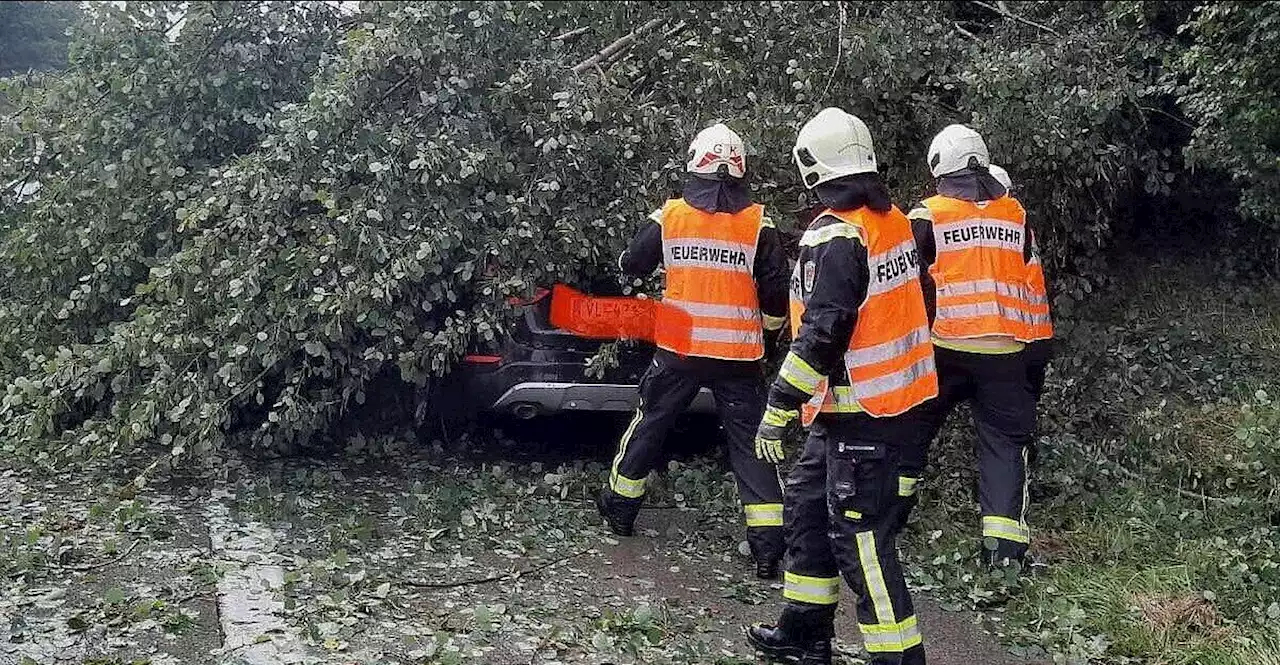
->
<box><xmin>0</xmin><ymin>1</ymin><xmax>1272</xmax><ymax>468</ymax></box>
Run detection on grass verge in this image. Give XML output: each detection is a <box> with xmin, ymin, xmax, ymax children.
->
<box><xmin>903</xmin><ymin>257</ymin><xmax>1280</xmax><ymax>665</ymax></box>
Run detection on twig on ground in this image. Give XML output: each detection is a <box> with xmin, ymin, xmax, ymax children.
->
<box><xmin>970</xmin><ymin>0</ymin><xmax>1061</xmax><ymax>37</ymax></box>
<box><xmin>169</xmin><ymin>583</ymin><xmax>218</xmax><ymax>606</ymax></box>
<box><xmin>403</xmin><ymin>546</ymin><xmax>592</xmax><ymax>588</ymax></box>
<box><xmin>572</xmin><ymin>18</ymin><xmax>665</xmax><ymax>74</ymax></box>
<box><xmin>554</xmin><ymin>499</ymin><xmax>678</xmax><ymax>510</ymax></box>
<box><xmin>658</xmin><ymin>20</ymin><xmax>689</xmax><ymax>44</ymax></box>
<box><xmin>527</xmin><ymin>630</ymin><xmax>551</xmax><ymax>665</ymax></box>
<box><xmin>379</xmin><ymin>74</ymin><xmax>412</xmax><ymax>103</ymax></box>
<box><xmin>955</xmin><ymin>23</ymin><xmax>979</xmax><ymax>40</ymax></box>
<box><xmin>551</xmin><ymin>26</ymin><xmax>591</xmax><ymax>42</ymax></box>
<box><xmin>44</xmin><ymin>539</ymin><xmax>143</xmax><ymax>572</ymax></box>
<box><xmin>1114</xmin><ymin>465</ymin><xmax>1235</xmax><ymax>504</ymax></box>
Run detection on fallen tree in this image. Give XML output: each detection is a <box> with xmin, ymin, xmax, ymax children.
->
<box><xmin>0</xmin><ymin>1</ymin><xmax>1259</xmax><ymax>470</ymax></box>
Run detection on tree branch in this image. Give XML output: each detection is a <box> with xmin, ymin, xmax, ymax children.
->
<box><xmin>1139</xmin><ymin>105</ymin><xmax>1199</xmax><ymax>131</ymax></box>
<box><xmin>379</xmin><ymin>74</ymin><xmax>412</xmax><ymax>103</ymax></box>
<box><xmin>820</xmin><ymin>1</ymin><xmax>848</xmax><ymax>100</ymax></box>
<box><xmin>659</xmin><ymin>20</ymin><xmax>689</xmax><ymax>43</ymax></box>
<box><xmin>572</xmin><ymin>18</ymin><xmax>666</xmax><ymax>75</ymax></box>
<box><xmin>970</xmin><ymin>0</ymin><xmax>1061</xmax><ymax>38</ymax></box>
<box><xmin>955</xmin><ymin>23</ymin><xmax>979</xmax><ymax>41</ymax></box>
<box><xmin>1114</xmin><ymin>465</ymin><xmax>1236</xmax><ymax>504</ymax></box>
<box><xmin>598</xmin><ymin>20</ymin><xmax>686</xmax><ymax>73</ymax></box>
<box><xmin>551</xmin><ymin>26</ymin><xmax>591</xmax><ymax>42</ymax></box>
<box><xmin>43</xmin><ymin>540</ymin><xmax>143</xmax><ymax>572</ymax></box>
<box><xmin>403</xmin><ymin>546</ymin><xmax>592</xmax><ymax>588</ymax></box>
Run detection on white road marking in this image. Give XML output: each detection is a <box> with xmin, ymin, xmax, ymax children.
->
<box><xmin>206</xmin><ymin>488</ymin><xmax>312</xmax><ymax>665</ymax></box>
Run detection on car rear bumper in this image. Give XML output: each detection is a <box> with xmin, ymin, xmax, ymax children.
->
<box><xmin>491</xmin><ymin>381</ymin><xmax>716</xmax><ymax>419</ymax></box>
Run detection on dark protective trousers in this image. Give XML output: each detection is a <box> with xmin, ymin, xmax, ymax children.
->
<box><xmin>1025</xmin><ymin>339</ymin><xmax>1053</xmax><ymax>403</ymax></box>
<box><xmin>777</xmin><ymin>414</ymin><xmax>926</xmax><ymax>665</ymax></box>
<box><xmin>907</xmin><ymin>346</ymin><xmax>1035</xmax><ymax>561</ymax></box>
<box><xmin>606</xmin><ymin>350</ymin><xmax>785</xmax><ymax>561</ymax></box>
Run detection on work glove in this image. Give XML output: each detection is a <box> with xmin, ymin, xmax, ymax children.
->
<box><xmin>754</xmin><ymin>404</ymin><xmax>799</xmax><ymax>464</ymax></box>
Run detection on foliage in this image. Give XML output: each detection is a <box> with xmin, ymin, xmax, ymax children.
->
<box><xmin>0</xmin><ymin>1</ymin><xmax>81</xmax><ymax>76</ymax></box>
<box><xmin>1179</xmin><ymin>2</ymin><xmax>1280</xmax><ymax>243</ymax></box>
<box><xmin>903</xmin><ymin>259</ymin><xmax>1280</xmax><ymax>665</ymax></box>
<box><xmin>0</xmin><ymin>0</ymin><xmax>1272</xmax><ymax>470</ymax></box>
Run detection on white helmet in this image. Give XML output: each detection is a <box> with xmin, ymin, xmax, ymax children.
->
<box><xmin>793</xmin><ymin>107</ymin><xmax>877</xmax><ymax>189</ymax></box>
<box><xmin>988</xmin><ymin>164</ymin><xmax>1012</xmax><ymax>190</ymax></box>
<box><xmin>927</xmin><ymin>124</ymin><xmax>989</xmax><ymax>177</ymax></box>
<box><xmin>686</xmin><ymin>123</ymin><xmax>747</xmax><ymax>180</ymax></box>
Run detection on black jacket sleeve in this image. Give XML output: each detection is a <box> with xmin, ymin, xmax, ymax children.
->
<box><xmin>768</xmin><ymin>219</ymin><xmax>869</xmax><ymax>410</ymax></box>
<box><xmin>909</xmin><ymin>205</ymin><xmax>937</xmax><ymax>324</ymax></box>
<box><xmin>619</xmin><ymin>221</ymin><xmax>663</xmax><ymax>277</ymax></box>
<box><xmin>754</xmin><ymin>225</ymin><xmax>790</xmax><ymax>322</ymax></box>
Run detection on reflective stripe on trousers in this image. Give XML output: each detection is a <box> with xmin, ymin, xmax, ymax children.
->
<box><xmin>609</xmin><ymin>406</ymin><xmax>647</xmax><ymax>498</ymax></box>
<box><xmin>860</xmin><ymin>615</ymin><xmax>924</xmax><ymax>653</ymax></box>
<box><xmin>856</xmin><ymin>531</ymin><xmax>897</xmax><ymax>625</ymax></box>
<box><xmin>744</xmin><ymin>503</ymin><xmax>784</xmax><ymax>528</ymax></box>
<box><xmin>982</xmin><ymin>515</ymin><xmax>1030</xmax><ymax>544</ymax></box>
<box><xmin>783</xmin><ymin>571</ymin><xmax>841</xmax><ymax>605</ymax></box>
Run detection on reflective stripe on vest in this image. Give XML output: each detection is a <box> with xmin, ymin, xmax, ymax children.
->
<box><xmin>790</xmin><ymin>207</ymin><xmax>939</xmax><ymax>420</ymax></box>
<box><xmin>656</xmin><ymin>199</ymin><xmax>765</xmax><ymax>360</ymax></box>
<box><xmin>1024</xmin><ymin>254</ymin><xmax>1054</xmax><ymax>341</ymax></box>
<box><xmin>925</xmin><ymin>195</ymin><xmax>1046</xmax><ymax>342</ymax></box>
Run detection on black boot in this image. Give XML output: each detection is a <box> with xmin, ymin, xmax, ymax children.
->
<box><xmin>745</xmin><ymin>624</ymin><xmax>832</xmax><ymax>665</ymax></box>
<box><xmin>596</xmin><ymin>488</ymin><xmax>639</xmax><ymax>537</ymax></box>
<box><xmin>755</xmin><ymin>556</ymin><xmax>782</xmax><ymax>581</ymax></box>
<box><xmin>748</xmin><ymin>527</ymin><xmax>785</xmax><ymax>580</ymax></box>
<box><xmin>979</xmin><ymin>536</ymin><xmax>1028</xmax><ymax>571</ymax></box>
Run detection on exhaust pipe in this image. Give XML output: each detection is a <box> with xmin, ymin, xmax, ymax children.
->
<box><xmin>511</xmin><ymin>403</ymin><xmax>540</xmax><ymax>420</ymax></box>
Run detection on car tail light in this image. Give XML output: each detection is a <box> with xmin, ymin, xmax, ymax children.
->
<box><xmin>462</xmin><ymin>354</ymin><xmax>503</xmax><ymax>364</ymax></box>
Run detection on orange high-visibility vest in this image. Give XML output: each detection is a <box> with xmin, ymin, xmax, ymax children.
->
<box><xmin>1024</xmin><ymin>235</ymin><xmax>1054</xmax><ymax>341</ymax></box>
<box><xmin>790</xmin><ymin>207</ymin><xmax>938</xmax><ymax>420</ymax></box>
<box><xmin>924</xmin><ymin>195</ymin><xmax>1050</xmax><ymax>342</ymax></box>
<box><xmin>656</xmin><ymin>198</ymin><xmax>766</xmax><ymax>360</ymax></box>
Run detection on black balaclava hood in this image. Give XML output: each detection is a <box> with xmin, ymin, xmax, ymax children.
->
<box><xmin>813</xmin><ymin>172</ymin><xmax>893</xmax><ymax>214</ymax></box>
<box><xmin>937</xmin><ymin>166</ymin><xmax>1007</xmax><ymax>202</ymax></box>
<box><xmin>682</xmin><ymin>173</ymin><xmax>752</xmax><ymax>214</ymax></box>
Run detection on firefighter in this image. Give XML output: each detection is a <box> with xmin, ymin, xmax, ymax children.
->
<box><xmin>989</xmin><ymin>164</ymin><xmax>1054</xmax><ymax>401</ymax></box>
<box><xmin>904</xmin><ymin>127</ymin><xmax>1053</xmax><ymax>568</ymax></box>
<box><xmin>597</xmin><ymin>122</ymin><xmax>790</xmax><ymax>579</ymax></box>
<box><xmin>745</xmin><ymin>108</ymin><xmax>938</xmax><ymax>665</ymax></box>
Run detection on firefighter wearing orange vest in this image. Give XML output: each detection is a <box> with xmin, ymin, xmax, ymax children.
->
<box><xmin>904</xmin><ymin>126</ymin><xmax>1053</xmax><ymax>569</ymax></box>
<box><xmin>597</xmin><ymin>122</ymin><xmax>790</xmax><ymax>579</ymax></box>
<box><xmin>746</xmin><ymin>108</ymin><xmax>937</xmax><ymax>665</ymax></box>
<box><xmin>989</xmin><ymin>164</ymin><xmax>1055</xmax><ymax>401</ymax></box>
